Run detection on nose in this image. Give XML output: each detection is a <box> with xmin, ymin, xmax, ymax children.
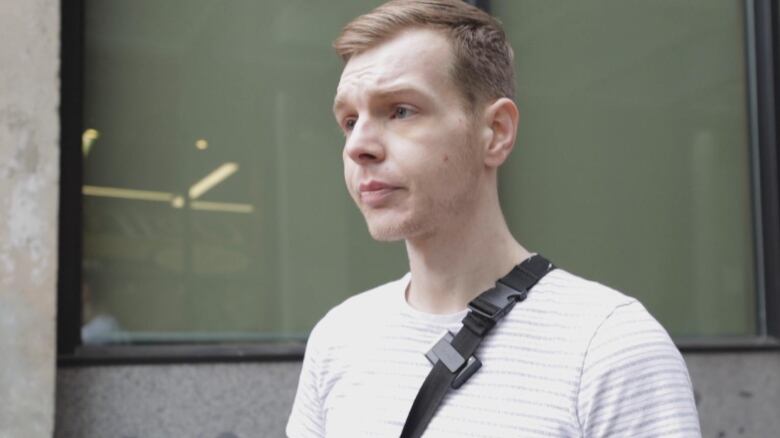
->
<box><xmin>344</xmin><ymin>118</ymin><xmax>385</xmax><ymax>165</ymax></box>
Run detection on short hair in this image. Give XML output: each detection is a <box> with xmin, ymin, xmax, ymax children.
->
<box><xmin>333</xmin><ymin>0</ymin><xmax>515</xmax><ymax>108</ymax></box>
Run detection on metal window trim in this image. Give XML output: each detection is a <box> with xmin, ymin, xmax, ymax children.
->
<box><xmin>54</xmin><ymin>335</ymin><xmax>780</xmax><ymax>368</ymax></box>
<box><xmin>750</xmin><ymin>0</ymin><xmax>780</xmax><ymax>338</ymax></box>
<box><xmin>676</xmin><ymin>335</ymin><xmax>780</xmax><ymax>353</ymax></box>
<box><xmin>57</xmin><ymin>342</ymin><xmax>306</xmax><ymax>367</ymax></box>
<box><xmin>57</xmin><ymin>0</ymin><xmax>84</xmax><ymax>357</ymax></box>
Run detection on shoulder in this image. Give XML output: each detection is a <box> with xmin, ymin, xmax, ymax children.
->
<box><xmin>535</xmin><ymin>268</ymin><xmax>675</xmax><ymax>343</ymax></box>
<box><xmin>298</xmin><ymin>274</ymin><xmax>409</xmax><ymax>405</ymax></box>
<box><xmin>527</xmin><ymin>268</ymin><xmax>640</xmax><ymax>326</ymax></box>
<box><xmin>306</xmin><ymin>274</ymin><xmax>408</xmax><ymax>349</ymax></box>
<box><xmin>538</xmin><ymin>268</ymin><xmax>633</xmax><ymax>303</ymax></box>
<box><xmin>526</xmin><ymin>269</ymin><xmax>698</xmax><ymax>434</ymax></box>
<box><xmin>550</xmin><ymin>271</ymin><xmax>700</xmax><ymax>435</ymax></box>
<box><xmin>508</xmin><ymin>267</ymin><xmax>678</xmax><ymax>369</ymax></box>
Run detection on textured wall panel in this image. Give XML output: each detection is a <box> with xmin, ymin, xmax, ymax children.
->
<box><xmin>56</xmin><ymin>353</ymin><xmax>780</xmax><ymax>437</ymax></box>
<box><xmin>687</xmin><ymin>351</ymin><xmax>780</xmax><ymax>438</ymax></box>
<box><xmin>56</xmin><ymin>362</ymin><xmax>302</xmax><ymax>438</ymax></box>
<box><xmin>0</xmin><ymin>0</ymin><xmax>60</xmax><ymax>437</ymax></box>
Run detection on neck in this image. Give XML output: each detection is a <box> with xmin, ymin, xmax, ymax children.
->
<box><xmin>404</xmin><ymin>189</ymin><xmax>530</xmax><ymax>314</ymax></box>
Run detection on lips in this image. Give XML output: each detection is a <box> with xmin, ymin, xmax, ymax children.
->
<box><xmin>358</xmin><ymin>180</ymin><xmax>401</xmax><ymax>207</ymax></box>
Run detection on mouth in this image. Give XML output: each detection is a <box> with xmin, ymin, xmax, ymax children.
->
<box><xmin>358</xmin><ymin>180</ymin><xmax>402</xmax><ymax>207</ymax></box>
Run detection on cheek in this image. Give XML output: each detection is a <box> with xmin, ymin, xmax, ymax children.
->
<box><xmin>343</xmin><ymin>156</ymin><xmax>355</xmax><ymax>189</ymax></box>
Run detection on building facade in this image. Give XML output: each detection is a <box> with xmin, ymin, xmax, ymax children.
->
<box><xmin>1</xmin><ymin>1</ymin><xmax>780</xmax><ymax>437</ymax></box>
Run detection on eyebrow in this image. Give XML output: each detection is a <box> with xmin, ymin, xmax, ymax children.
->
<box><xmin>332</xmin><ymin>95</ymin><xmax>349</xmax><ymax>116</ymax></box>
<box><xmin>333</xmin><ymin>85</ymin><xmax>433</xmax><ymax>115</ymax></box>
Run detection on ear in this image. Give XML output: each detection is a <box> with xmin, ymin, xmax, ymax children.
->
<box><xmin>482</xmin><ymin>97</ymin><xmax>519</xmax><ymax>168</ymax></box>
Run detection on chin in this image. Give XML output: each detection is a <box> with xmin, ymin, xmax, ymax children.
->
<box><xmin>366</xmin><ymin>222</ymin><xmax>408</xmax><ymax>242</ymax></box>
<box><xmin>364</xmin><ymin>213</ymin><xmax>424</xmax><ymax>242</ymax></box>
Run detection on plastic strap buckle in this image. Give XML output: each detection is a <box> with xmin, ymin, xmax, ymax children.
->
<box><xmin>425</xmin><ymin>331</ymin><xmax>483</xmax><ymax>389</ymax></box>
<box><xmin>468</xmin><ymin>281</ymin><xmax>528</xmax><ymax>322</ymax></box>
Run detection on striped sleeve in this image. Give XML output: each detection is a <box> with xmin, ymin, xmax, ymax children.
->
<box><xmin>286</xmin><ymin>322</ymin><xmax>328</xmax><ymax>438</ymax></box>
<box><xmin>576</xmin><ymin>301</ymin><xmax>701</xmax><ymax>438</ymax></box>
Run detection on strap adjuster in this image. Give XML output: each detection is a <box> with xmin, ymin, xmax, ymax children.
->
<box><xmin>402</xmin><ymin>255</ymin><xmax>554</xmax><ymax>438</ymax></box>
<box><xmin>468</xmin><ymin>281</ymin><xmax>527</xmax><ymax>321</ymax></box>
<box><xmin>425</xmin><ymin>331</ymin><xmax>482</xmax><ymax>389</ymax></box>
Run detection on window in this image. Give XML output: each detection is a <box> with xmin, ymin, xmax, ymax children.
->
<box><xmin>494</xmin><ymin>0</ymin><xmax>757</xmax><ymax>338</ymax></box>
<box><xmin>77</xmin><ymin>0</ymin><xmax>402</xmax><ymax>345</ymax></box>
<box><xmin>59</xmin><ymin>0</ymin><xmax>779</xmax><ymax>359</ymax></box>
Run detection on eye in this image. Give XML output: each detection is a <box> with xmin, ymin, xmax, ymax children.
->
<box><xmin>391</xmin><ymin>106</ymin><xmax>415</xmax><ymax>120</ymax></box>
<box><xmin>343</xmin><ymin>117</ymin><xmax>357</xmax><ymax>132</ymax></box>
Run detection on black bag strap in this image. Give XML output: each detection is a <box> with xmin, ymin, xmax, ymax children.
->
<box><xmin>400</xmin><ymin>254</ymin><xmax>555</xmax><ymax>438</ymax></box>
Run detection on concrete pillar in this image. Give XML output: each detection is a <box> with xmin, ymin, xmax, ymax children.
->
<box><xmin>0</xmin><ymin>0</ymin><xmax>60</xmax><ymax>436</ymax></box>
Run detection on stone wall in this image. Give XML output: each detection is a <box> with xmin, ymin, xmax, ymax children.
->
<box><xmin>56</xmin><ymin>362</ymin><xmax>301</xmax><ymax>438</ymax></box>
<box><xmin>0</xmin><ymin>0</ymin><xmax>60</xmax><ymax>436</ymax></box>
<box><xmin>687</xmin><ymin>351</ymin><xmax>780</xmax><ymax>438</ymax></box>
<box><xmin>55</xmin><ymin>353</ymin><xmax>780</xmax><ymax>437</ymax></box>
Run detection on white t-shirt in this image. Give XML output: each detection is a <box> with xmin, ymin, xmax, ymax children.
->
<box><xmin>287</xmin><ymin>269</ymin><xmax>701</xmax><ymax>437</ymax></box>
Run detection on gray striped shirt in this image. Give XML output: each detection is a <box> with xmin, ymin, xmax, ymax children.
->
<box><xmin>287</xmin><ymin>269</ymin><xmax>701</xmax><ymax>437</ymax></box>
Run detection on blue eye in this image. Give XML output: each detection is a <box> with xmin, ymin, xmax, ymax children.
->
<box><xmin>392</xmin><ymin>106</ymin><xmax>413</xmax><ymax>119</ymax></box>
<box><xmin>344</xmin><ymin>118</ymin><xmax>357</xmax><ymax>131</ymax></box>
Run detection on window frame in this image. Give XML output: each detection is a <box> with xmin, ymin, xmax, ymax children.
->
<box><xmin>56</xmin><ymin>0</ymin><xmax>307</xmax><ymax>366</ymax></box>
<box><xmin>57</xmin><ymin>0</ymin><xmax>780</xmax><ymax>366</ymax></box>
<box><xmin>752</xmin><ymin>0</ymin><xmax>780</xmax><ymax>341</ymax></box>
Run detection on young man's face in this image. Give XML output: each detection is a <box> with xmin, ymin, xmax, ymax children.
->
<box><xmin>333</xmin><ymin>28</ymin><xmax>485</xmax><ymax>241</ymax></box>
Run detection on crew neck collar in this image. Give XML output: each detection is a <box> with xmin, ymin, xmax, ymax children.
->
<box><xmin>396</xmin><ymin>272</ymin><xmax>469</xmax><ymax>325</ymax></box>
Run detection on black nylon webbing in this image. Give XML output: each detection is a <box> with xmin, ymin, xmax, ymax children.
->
<box><xmin>400</xmin><ymin>254</ymin><xmax>554</xmax><ymax>438</ymax></box>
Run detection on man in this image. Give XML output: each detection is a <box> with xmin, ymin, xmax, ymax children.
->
<box><xmin>287</xmin><ymin>1</ymin><xmax>701</xmax><ymax>436</ymax></box>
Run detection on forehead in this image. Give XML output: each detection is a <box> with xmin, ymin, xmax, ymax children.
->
<box><xmin>335</xmin><ymin>28</ymin><xmax>456</xmax><ymax>106</ymax></box>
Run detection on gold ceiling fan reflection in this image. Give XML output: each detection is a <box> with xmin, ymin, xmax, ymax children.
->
<box><xmin>83</xmin><ymin>185</ymin><xmax>174</xmax><ymax>202</ymax></box>
<box><xmin>83</xmin><ymin>162</ymin><xmax>253</xmax><ymax>214</ymax></box>
<box><xmin>189</xmin><ymin>162</ymin><xmax>238</xmax><ymax>199</ymax></box>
